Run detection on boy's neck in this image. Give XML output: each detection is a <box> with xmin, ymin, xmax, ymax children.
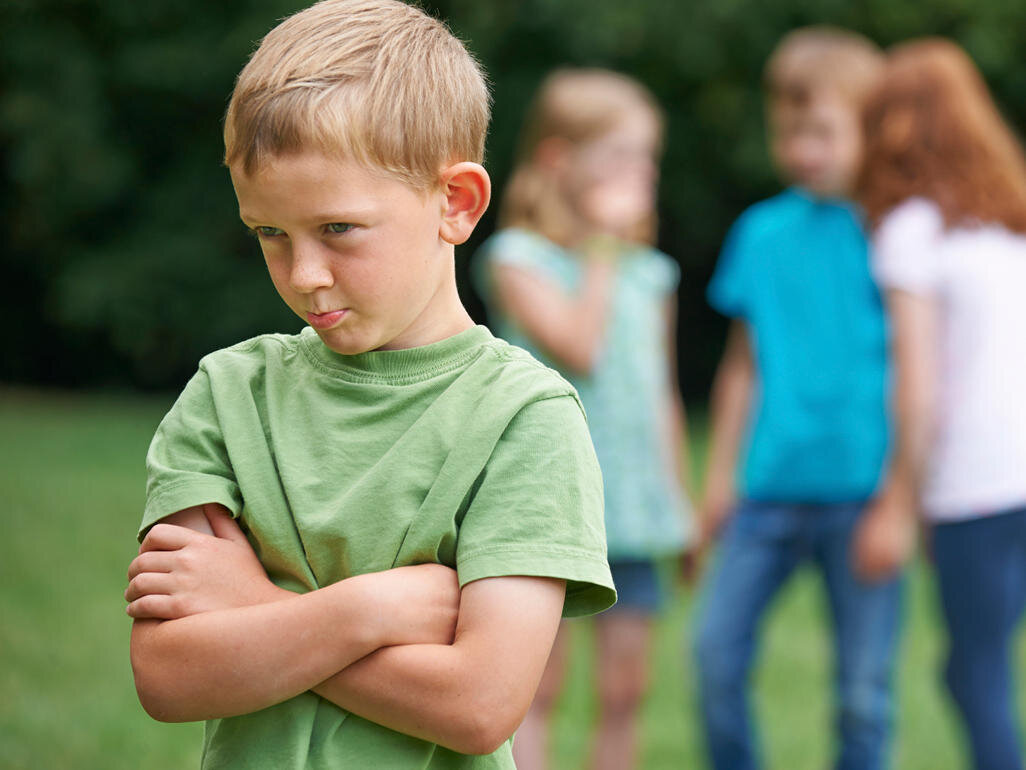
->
<box><xmin>793</xmin><ymin>184</ymin><xmax>853</xmax><ymax>205</ymax></box>
<box><xmin>377</xmin><ymin>278</ymin><xmax>475</xmax><ymax>352</ymax></box>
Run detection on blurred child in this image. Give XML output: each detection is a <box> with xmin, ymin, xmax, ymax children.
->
<box><xmin>859</xmin><ymin>39</ymin><xmax>1026</xmax><ymax>770</ymax></box>
<box><xmin>695</xmin><ymin>28</ymin><xmax>903</xmax><ymax>770</ymax></box>
<box><xmin>474</xmin><ymin>69</ymin><xmax>693</xmax><ymax>770</ymax></box>
<box><xmin>123</xmin><ymin>2</ymin><xmax>616</xmax><ymax>767</ymax></box>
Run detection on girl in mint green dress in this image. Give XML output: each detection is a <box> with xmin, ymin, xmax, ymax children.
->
<box><xmin>474</xmin><ymin>68</ymin><xmax>693</xmax><ymax>770</ymax></box>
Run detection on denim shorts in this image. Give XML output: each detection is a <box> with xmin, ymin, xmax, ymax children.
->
<box><xmin>608</xmin><ymin>558</ymin><xmax>665</xmax><ymax>614</ymax></box>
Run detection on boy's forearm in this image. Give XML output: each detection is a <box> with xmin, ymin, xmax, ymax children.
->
<box><xmin>131</xmin><ymin>577</ymin><xmax>381</xmax><ymax>722</ymax></box>
<box><xmin>313</xmin><ymin>643</ymin><xmax>500</xmax><ymax>754</ymax></box>
<box><xmin>703</xmin><ymin>323</ymin><xmax>754</xmax><ymax>494</ymax></box>
<box><xmin>313</xmin><ymin>576</ymin><xmax>565</xmax><ymax>756</ymax></box>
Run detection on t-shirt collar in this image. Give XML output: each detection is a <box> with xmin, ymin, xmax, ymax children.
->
<box><xmin>300</xmin><ymin>324</ymin><xmax>493</xmax><ymax>382</ymax></box>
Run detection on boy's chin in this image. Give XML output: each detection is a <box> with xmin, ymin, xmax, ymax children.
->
<box><xmin>797</xmin><ymin>180</ymin><xmax>851</xmax><ymax>201</ymax></box>
<box><xmin>314</xmin><ymin>328</ymin><xmax>376</xmax><ymax>356</ymax></box>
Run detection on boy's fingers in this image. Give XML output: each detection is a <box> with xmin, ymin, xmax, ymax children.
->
<box><xmin>125</xmin><ymin>571</ymin><xmax>174</xmax><ymax>603</ymax></box>
<box><xmin>126</xmin><ymin>593</ymin><xmax>182</xmax><ymax>620</ymax></box>
<box><xmin>127</xmin><ymin>550</ymin><xmax>177</xmax><ymax>580</ymax></box>
<box><xmin>140</xmin><ymin>523</ymin><xmax>199</xmax><ymax>553</ymax></box>
<box><xmin>206</xmin><ymin>507</ymin><xmax>248</xmax><ymax>544</ymax></box>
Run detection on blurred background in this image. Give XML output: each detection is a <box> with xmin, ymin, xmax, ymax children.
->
<box><xmin>2</xmin><ymin>1</ymin><xmax>1026</xmax><ymax>768</ymax></box>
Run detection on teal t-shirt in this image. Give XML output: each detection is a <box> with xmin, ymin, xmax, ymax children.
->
<box><xmin>474</xmin><ymin>228</ymin><xmax>692</xmax><ymax>561</ymax></box>
<box><xmin>141</xmin><ymin>324</ymin><xmax>615</xmax><ymax>769</ymax></box>
<box><xmin>708</xmin><ymin>188</ymin><xmax>889</xmax><ymax>502</ymax></box>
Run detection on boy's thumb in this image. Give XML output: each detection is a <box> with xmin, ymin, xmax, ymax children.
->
<box><xmin>205</xmin><ymin>506</ymin><xmax>248</xmax><ymax>544</ymax></box>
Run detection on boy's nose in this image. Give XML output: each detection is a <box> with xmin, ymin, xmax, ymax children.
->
<box><xmin>289</xmin><ymin>242</ymin><xmax>335</xmax><ymax>294</ymax></box>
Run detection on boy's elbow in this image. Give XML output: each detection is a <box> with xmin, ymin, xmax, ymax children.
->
<box><xmin>445</xmin><ymin>713</ymin><xmax>516</xmax><ymax>756</ymax></box>
<box><xmin>135</xmin><ymin>686</ymin><xmax>187</xmax><ymax>724</ymax></box>
<box><xmin>444</xmin><ymin>688</ymin><xmax>529</xmax><ymax>755</ymax></box>
<box><xmin>130</xmin><ymin>622</ymin><xmax>200</xmax><ymax>723</ymax></box>
<box><xmin>132</xmin><ymin>657</ymin><xmax>192</xmax><ymax>723</ymax></box>
<box><xmin>132</xmin><ymin>665</ymin><xmax>191</xmax><ymax>723</ymax></box>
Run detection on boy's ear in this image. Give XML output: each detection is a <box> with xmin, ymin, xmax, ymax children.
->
<box><xmin>438</xmin><ymin>162</ymin><xmax>491</xmax><ymax>245</ymax></box>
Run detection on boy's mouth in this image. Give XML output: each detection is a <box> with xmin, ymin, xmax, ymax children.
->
<box><xmin>307</xmin><ymin>309</ymin><xmax>349</xmax><ymax>330</ymax></box>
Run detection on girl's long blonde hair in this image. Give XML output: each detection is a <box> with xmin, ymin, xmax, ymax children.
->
<box><xmin>499</xmin><ymin>68</ymin><xmax>664</xmax><ymax>247</ymax></box>
<box><xmin>858</xmin><ymin>38</ymin><xmax>1026</xmax><ymax>232</ymax></box>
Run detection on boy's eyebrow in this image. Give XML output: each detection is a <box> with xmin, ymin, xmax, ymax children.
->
<box><xmin>237</xmin><ymin>207</ymin><xmax>380</xmax><ymax>225</ymax></box>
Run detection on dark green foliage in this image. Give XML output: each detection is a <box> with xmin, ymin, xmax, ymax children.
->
<box><xmin>3</xmin><ymin>0</ymin><xmax>1025</xmax><ymax>394</ymax></box>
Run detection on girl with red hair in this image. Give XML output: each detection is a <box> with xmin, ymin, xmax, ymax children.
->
<box><xmin>859</xmin><ymin>39</ymin><xmax>1026</xmax><ymax>770</ymax></box>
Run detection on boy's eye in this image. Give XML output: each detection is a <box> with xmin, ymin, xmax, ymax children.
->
<box><xmin>326</xmin><ymin>223</ymin><xmax>354</xmax><ymax>234</ymax></box>
<box><xmin>252</xmin><ymin>226</ymin><xmax>285</xmax><ymax>238</ymax></box>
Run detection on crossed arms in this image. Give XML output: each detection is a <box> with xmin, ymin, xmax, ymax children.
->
<box><xmin>127</xmin><ymin>504</ymin><xmax>565</xmax><ymax>755</ymax></box>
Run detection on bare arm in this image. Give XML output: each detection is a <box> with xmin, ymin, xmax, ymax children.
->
<box><xmin>700</xmin><ymin>320</ymin><xmax>755</xmax><ymax>542</ymax></box>
<box><xmin>878</xmin><ymin>290</ymin><xmax>939</xmax><ymax>499</ymax></box>
<box><xmin>853</xmin><ymin>289</ymin><xmax>938</xmax><ymax>580</ymax></box>
<box><xmin>128</xmin><ymin>506</ymin><xmax>458</xmax><ymax>722</ymax></box>
<box><xmin>662</xmin><ymin>296</ymin><xmax>692</xmax><ymax>498</ymax></box>
<box><xmin>312</xmin><ymin>576</ymin><xmax>566</xmax><ymax>755</ymax></box>
<box><xmin>492</xmin><ymin>243</ymin><xmax>616</xmax><ymax>375</ymax></box>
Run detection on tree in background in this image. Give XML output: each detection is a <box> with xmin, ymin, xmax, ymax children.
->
<box><xmin>3</xmin><ymin>0</ymin><xmax>1025</xmax><ymax>394</ymax></box>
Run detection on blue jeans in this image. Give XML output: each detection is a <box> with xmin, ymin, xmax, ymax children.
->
<box><xmin>933</xmin><ymin>506</ymin><xmax>1026</xmax><ymax>770</ymax></box>
<box><xmin>694</xmin><ymin>501</ymin><xmax>902</xmax><ymax>770</ymax></box>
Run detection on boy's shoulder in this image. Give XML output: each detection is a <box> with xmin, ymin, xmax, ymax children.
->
<box><xmin>196</xmin><ymin>331</ymin><xmax>305</xmax><ymax>375</ymax></box>
<box><xmin>189</xmin><ymin>332</ymin><xmax>307</xmax><ymax>386</ymax></box>
<box><xmin>476</xmin><ymin>334</ymin><xmax>581</xmax><ymax>404</ymax></box>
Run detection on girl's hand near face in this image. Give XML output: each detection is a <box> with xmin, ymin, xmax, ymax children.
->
<box><xmin>577</xmin><ymin>175</ymin><xmax>653</xmax><ymax>241</ymax></box>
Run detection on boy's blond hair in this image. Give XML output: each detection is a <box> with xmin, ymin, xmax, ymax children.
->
<box><xmin>765</xmin><ymin>26</ymin><xmax>883</xmax><ymax>111</ymax></box>
<box><xmin>224</xmin><ymin>0</ymin><xmax>490</xmax><ymax>189</ymax></box>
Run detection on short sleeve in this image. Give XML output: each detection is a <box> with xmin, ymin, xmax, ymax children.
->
<box><xmin>473</xmin><ymin>228</ymin><xmax>566</xmax><ymax>296</ymax></box>
<box><xmin>483</xmin><ymin>228</ymin><xmax>561</xmax><ymax>274</ymax></box>
<box><xmin>872</xmin><ymin>198</ymin><xmax>944</xmax><ymax>296</ymax></box>
<box><xmin>638</xmin><ymin>248</ymin><xmax>681</xmax><ymax>295</ymax></box>
<box><xmin>707</xmin><ymin>214</ymin><xmax>754</xmax><ymax>317</ymax></box>
<box><xmin>456</xmin><ymin>395</ymin><xmax>616</xmax><ymax>617</ymax></box>
<box><xmin>140</xmin><ymin>367</ymin><xmax>243</xmax><ymax>539</ymax></box>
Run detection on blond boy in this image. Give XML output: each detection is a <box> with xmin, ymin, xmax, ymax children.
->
<box><xmin>124</xmin><ymin>2</ymin><xmax>615</xmax><ymax>767</ymax></box>
<box><xmin>695</xmin><ymin>28</ymin><xmax>902</xmax><ymax>770</ymax></box>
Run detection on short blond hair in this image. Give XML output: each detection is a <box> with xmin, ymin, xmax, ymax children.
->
<box><xmin>223</xmin><ymin>0</ymin><xmax>490</xmax><ymax>189</ymax></box>
<box><xmin>765</xmin><ymin>26</ymin><xmax>883</xmax><ymax>111</ymax></box>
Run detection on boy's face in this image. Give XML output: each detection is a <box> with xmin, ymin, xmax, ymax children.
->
<box><xmin>770</xmin><ymin>90</ymin><xmax>862</xmax><ymax>199</ymax></box>
<box><xmin>231</xmin><ymin>151</ymin><xmax>461</xmax><ymax>354</ymax></box>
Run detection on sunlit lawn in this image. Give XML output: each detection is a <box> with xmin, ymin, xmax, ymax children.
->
<box><xmin>1</xmin><ymin>388</ymin><xmax>1020</xmax><ymax>769</ymax></box>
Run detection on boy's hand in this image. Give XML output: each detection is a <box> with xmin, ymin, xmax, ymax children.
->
<box><xmin>361</xmin><ymin>564</ymin><xmax>461</xmax><ymax>647</ymax></box>
<box><xmin>679</xmin><ymin>546</ymin><xmax>701</xmax><ymax>585</ymax></box>
<box><xmin>126</xmin><ymin>510</ymin><xmax>285</xmax><ymax>619</ymax></box>
<box><xmin>851</xmin><ymin>488</ymin><xmax>917</xmax><ymax>583</ymax></box>
<box><xmin>698</xmin><ymin>476</ymin><xmax>736</xmax><ymax>549</ymax></box>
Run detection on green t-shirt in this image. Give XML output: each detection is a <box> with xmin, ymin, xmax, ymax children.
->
<box><xmin>141</xmin><ymin>324</ymin><xmax>615</xmax><ymax>769</ymax></box>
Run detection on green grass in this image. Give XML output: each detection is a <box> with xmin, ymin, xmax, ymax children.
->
<box><xmin>0</xmin><ymin>388</ymin><xmax>1020</xmax><ymax>769</ymax></box>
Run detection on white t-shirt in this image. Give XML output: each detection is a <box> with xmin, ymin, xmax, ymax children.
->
<box><xmin>873</xmin><ymin>197</ymin><xmax>1026</xmax><ymax>522</ymax></box>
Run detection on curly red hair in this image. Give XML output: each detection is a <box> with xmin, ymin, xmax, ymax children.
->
<box><xmin>857</xmin><ymin>38</ymin><xmax>1026</xmax><ymax>232</ymax></box>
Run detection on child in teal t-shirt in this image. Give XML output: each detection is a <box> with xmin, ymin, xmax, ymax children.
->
<box><xmin>123</xmin><ymin>3</ymin><xmax>614</xmax><ymax>768</ymax></box>
<box><xmin>695</xmin><ymin>28</ymin><xmax>900</xmax><ymax>770</ymax></box>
